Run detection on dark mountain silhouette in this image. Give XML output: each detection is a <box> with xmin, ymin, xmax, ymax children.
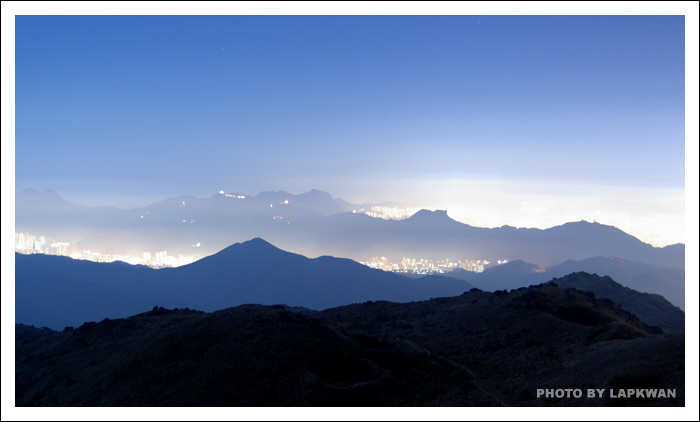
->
<box><xmin>319</xmin><ymin>280</ymin><xmax>684</xmax><ymax>406</ymax></box>
<box><xmin>15</xmin><ymin>189</ymin><xmax>684</xmax><ymax>270</ymax></box>
<box><xmin>542</xmin><ymin>272</ymin><xmax>684</xmax><ymax>334</ymax></box>
<box><xmin>472</xmin><ymin>259</ymin><xmax>543</xmax><ymax>287</ymax></box>
<box><xmin>452</xmin><ymin>255</ymin><xmax>684</xmax><ymax>310</ymax></box>
<box><xmin>16</xmin><ymin>278</ymin><xmax>684</xmax><ymax>406</ymax></box>
<box><xmin>546</xmin><ymin>256</ymin><xmax>685</xmax><ymax>309</ymax></box>
<box><xmin>15</xmin><ymin>239</ymin><xmax>474</xmax><ymax>330</ymax></box>
<box><xmin>15</xmin><ymin>324</ymin><xmax>57</xmax><ymax>342</ymax></box>
<box><xmin>431</xmin><ymin>264</ymin><xmax>685</xmax><ymax>333</ymax></box>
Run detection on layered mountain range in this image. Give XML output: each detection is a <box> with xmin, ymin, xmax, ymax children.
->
<box><xmin>447</xmin><ymin>255</ymin><xmax>685</xmax><ymax>312</ymax></box>
<box><xmin>16</xmin><ymin>239</ymin><xmax>684</xmax><ymax>334</ymax></box>
<box><xmin>15</xmin><ymin>188</ymin><xmax>686</xmax><ymax>315</ymax></box>
<box><xmin>15</xmin><ymin>189</ymin><xmax>684</xmax><ymax>269</ymax></box>
<box><xmin>14</xmin><ymin>188</ymin><xmax>687</xmax><ymax>407</ymax></box>
<box><xmin>15</xmin><ymin>239</ymin><xmax>473</xmax><ymax>330</ymax></box>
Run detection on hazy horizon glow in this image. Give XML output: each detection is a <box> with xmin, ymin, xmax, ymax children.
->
<box><xmin>14</xmin><ymin>181</ymin><xmax>684</xmax><ymax>248</ymax></box>
<box><xmin>14</xmin><ymin>15</ymin><xmax>686</xmax><ymax>247</ymax></box>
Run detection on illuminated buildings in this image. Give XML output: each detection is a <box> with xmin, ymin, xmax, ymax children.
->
<box><xmin>360</xmin><ymin>256</ymin><xmax>492</xmax><ymax>275</ymax></box>
<box><xmin>15</xmin><ymin>232</ymin><xmax>199</xmax><ymax>269</ymax></box>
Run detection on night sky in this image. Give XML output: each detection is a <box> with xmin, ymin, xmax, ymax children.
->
<box><xmin>10</xmin><ymin>12</ymin><xmax>690</xmax><ymax>246</ymax></box>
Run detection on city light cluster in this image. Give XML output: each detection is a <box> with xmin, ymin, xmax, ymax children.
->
<box><xmin>361</xmin><ymin>206</ymin><xmax>419</xmax><ymax>220</ymax></box>
<box><xmin>15</xmin><ymin>232</ymin><xmax>199</xmax><ymax>269</ymax></box>
<box><xmin>360</xmin><ymin>256</ymin><xmax>492</xmax><ymax>275</ymax></box>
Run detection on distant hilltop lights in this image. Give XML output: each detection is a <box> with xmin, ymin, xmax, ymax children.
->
<box><xmin>218</xmin><ymin>190</ymin><xmax>246</xmax><ymax>199</ymax></box>
<box><xmin>215</xmin><ymin>190</ymin><xmax>417</xmax><ymax>221</ymax></box>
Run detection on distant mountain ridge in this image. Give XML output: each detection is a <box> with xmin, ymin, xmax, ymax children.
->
<box><xmin>15</xmin><ymin>188</ymin><xmax>684</xmax><ymax>270</ymax></box>
<box><xmin>16</xmin><ymin>237</ymin><xmax>684</xmax><ymax>335</ymax></box>
<box><xmin>449</xmin><ymin>255</ymin><xmax>684</xmax><ymax>311</ymax></box>
<box><xmin>16</xmin><ymin>238</ymin><xmax>474</xmax><ymax>330</ymax></box>
<box><xmin>253</xmin><ymin>189</ymin><xmax>354</xmax><ymax>216</ymax></box>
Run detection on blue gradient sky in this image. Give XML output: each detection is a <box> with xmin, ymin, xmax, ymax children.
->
<box><xmin>13</xmin><ymin>15</ymin><xmax>688</xmax><ymax>245</ymax></box>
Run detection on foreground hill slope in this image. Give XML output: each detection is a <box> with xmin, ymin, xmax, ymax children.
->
<box><xmin>16</xmin><ymin>306</ymin><xmax>500</xmax><ymax>406</ymax></box>
<box><xmin>544</xmin><ymin>272</ymin><xmax>684</xmax><ymax>334</ymax></box>
<box><xmin>16</xmin><ymin>277</ymin><xmax>684</xmax><ymax>406</ymax></box>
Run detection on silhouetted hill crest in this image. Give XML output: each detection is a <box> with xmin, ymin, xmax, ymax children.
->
<box><xmin>541</xmin><ymin>271</ymin><xmax>684</xmax><ymax>333</ymax></box>
<box><xmin>216</xmin><ymin>237</ymin><xmax>283</xmax><ymax>255</ymax></box>
<box><xmin>485</xmin><ymin>260</ymin><xmax>541</xmax><ymax>275</ymax></box>
<box><xmin>17</xmin><ymin>278</ymin><xmax>684</xmax><ymax>406</ymax></box>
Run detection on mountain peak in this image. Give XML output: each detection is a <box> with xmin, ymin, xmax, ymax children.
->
<box><xmin>245</xmin><ymin>237</ymin><xmax>274</xmax><ymax>246</ymax></box>
<box><xmin>408</xmin><ymin>209</ymin><xmax>455</xmax><ymax>223</ymax></box>
<box><xmin>238</xmin><ymin>237</ymin><xmax>279</xmax><ymax>250</ymax></box>
<box><xmin>412</xmin><ymin>209</ymin><xmax>448</xmax><ymax>217</ymax></box>
<box><xmin>559</xmin><ymin>220</ymin><xmax>615</xmax><ymax>230</ymax></box>
<box><xmin>208</xmin><ymin>238</ymin><xmax>285</xmax><ymax>259</ymax></box>
<box><xmin>300</xmin><ymin>189</ymin><xmax>333</xmax><ymax>199</ymax></box>
<box><xmin>484</xmin><ymin>259</ymin><xmax>541</xmax><ymax>274</ymax></box>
